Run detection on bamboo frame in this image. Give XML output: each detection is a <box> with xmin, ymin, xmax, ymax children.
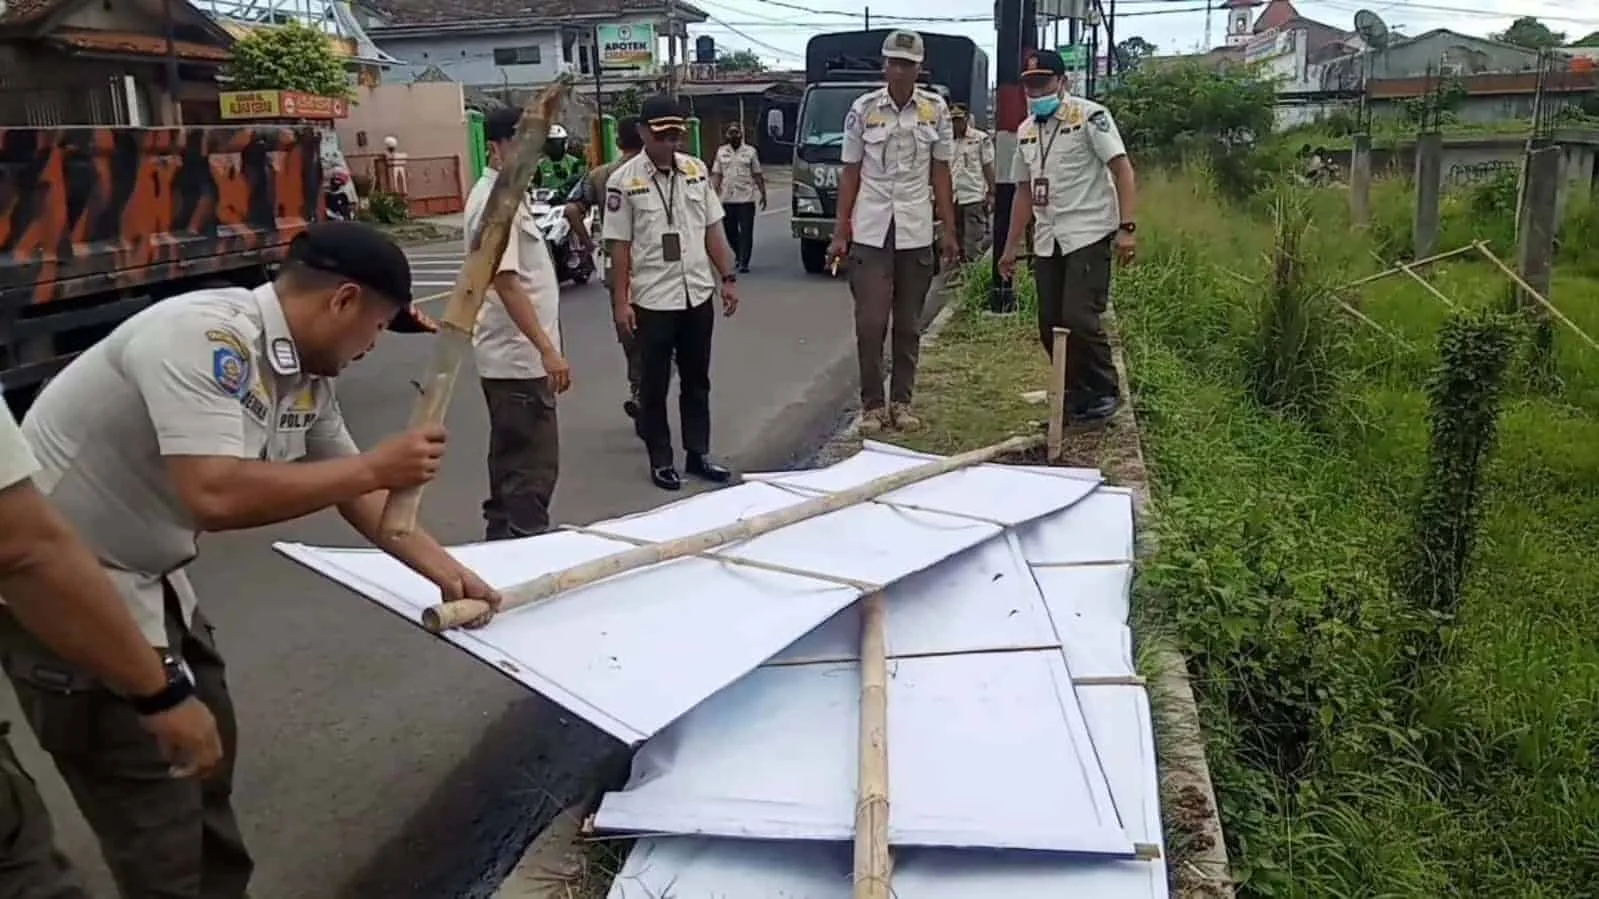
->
<box><xmin>1047</xmin><ymin>327</ymin><xmax>1069</xmax><ymax>462</ymax></box>
<box><xmin>1342</xmin><ymin>244</ymin><xmax>1476</xmax><ymax>289</ymax></box>
<box><xmin>378</xmin><ymin>76</ymin><xmax>574</xmax><ymax>539</ymax></box>
<box><xmin>420</xmin><ymin>433</ymin><xmax>1045</xmax><ymax>632</ymax></box>
<box><xmin>1372</xmin><ymin>250</ymin><xmax>1457</xmax><ymax>311</ymax></box>
<box><xmin>1474</xmin><ymin>240</ymin><xmax>1599</xmax><ymax>353</ymax></box>
<box><xmin>853</xmin><ymin>591</ymin><xmax>891</xmax><ymax>899</ymax></box>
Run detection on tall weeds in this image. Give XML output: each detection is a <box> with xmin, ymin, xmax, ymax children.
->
<box><xmin>1244</xmin><ymin>189</ymin><xmax>1342</xmax><ymax>424</ymax></box>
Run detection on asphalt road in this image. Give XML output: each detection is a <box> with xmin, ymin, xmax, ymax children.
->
<box><xmin>3</xmin><ymin>183</ymin><xmax>865</xmax><ymax>898</ymax></box>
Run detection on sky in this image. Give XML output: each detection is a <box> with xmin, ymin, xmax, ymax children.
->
<box><xmin>681</xmin><ymin>0</ymin><xmax>1599</xmax><ymax>70</ymax></box>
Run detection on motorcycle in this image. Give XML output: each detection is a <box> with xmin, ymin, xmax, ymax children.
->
<box><xmin>324</xmin><ymin>169</ymin><xmax>354</xmax><ymax>221</ymax></box>
<box><xmin>527</xmin><ymin>187</ymin><xmax>595</xmax><ymax>286</ymax></box>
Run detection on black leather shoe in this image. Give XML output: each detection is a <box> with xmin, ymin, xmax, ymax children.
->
<box><xmin>685</xmin><ymin>453</ymin><xmax>732</xmax><ymax>483</ymax></box>
<box><xmin>623</xmin><ymin>397</ymin><xmax>639</xmax><ymax>419</ymax></box>
<box><xmin>651</xmin><ymin>466</ymin><xmax>683</xmax><ymax>491</ymax></box>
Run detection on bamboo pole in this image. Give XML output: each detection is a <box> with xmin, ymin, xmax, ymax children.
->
<box><xmin>378</xmin><ymin>76</ymin><xmax>574</xmax><ymax>539</ymax></box>
<box><xmin>1475</xmin><ymin>240</ymin><xmax>1599</xmax><ymax>352</ymax></box>
<box><xmin>853</xmin><ymin>591</ymin><xmax>891</xmax><ymax>899</ymax></box>
<box><xmin>1373</xmin><ymin>250</ymin><xmax>1457</xmax><ymax>310</ymax></box>
<box><xmin>420</xmin><ymin>433</ymin><xmax>1044</xmax><ymax>632</ymax></box>
<box><xmin>1046</xmin><ymin>327</ymin><xmax>1069</xmax><ymax>463</ymax></box>
<box><xmin>1343</xmin><ymin>244</ymin><xmax>1477</xmax><ymax>289</ymax></box>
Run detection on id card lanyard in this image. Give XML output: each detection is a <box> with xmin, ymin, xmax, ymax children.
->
<box><xmin>1032</xmin><ymin>118</ymin><xmax>1064</xmax><ymax>207</ymax></box>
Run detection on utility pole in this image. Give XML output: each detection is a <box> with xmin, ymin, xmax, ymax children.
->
<box><xmin>865</xmin><ymin>7</ymin><xmax>871</xmax><ymax>29</ymax></box>
<box><xmin>666</xmin><ymin>0</ymin><xmax>680</xmax><ymax>98</ymax></box>
<box><xmin>162</xmin><ymin>0</ymin><xmax>181</xmax><ymax>124</ymax></box>
<box><xmin>1105</xmin><ymin>0</ymin><xmax>1116</xmax><ymax>77</ymax></box>
<box><xmin>989</xmin><ymin>0</ymin><xmax>1037</xmax><ymax>315</ymax></box>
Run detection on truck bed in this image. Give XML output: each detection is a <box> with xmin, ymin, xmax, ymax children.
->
<box><xmin>0</xmin><ymin>125</ymin><xmax>320</xmax><ymax>402</ymax></box>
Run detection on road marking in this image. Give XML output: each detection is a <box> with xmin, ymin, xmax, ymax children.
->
<box><xmin>412</xmin><ymin>280</ymin><xmax>458</xmax><ymax>288</ymax></box>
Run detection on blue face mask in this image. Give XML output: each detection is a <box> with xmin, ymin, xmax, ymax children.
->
<box><xmin>1029</xmin><ymin>93</ymin><xmax>1062</xmax><ymax>120</ymax></box>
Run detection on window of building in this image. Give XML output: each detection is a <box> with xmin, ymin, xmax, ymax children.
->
<box><xmin>493</xmin><ymin>45</ymin><xmax>542</xmax><ymax>66</ymax></box>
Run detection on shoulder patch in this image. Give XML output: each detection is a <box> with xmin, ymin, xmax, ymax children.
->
<box><xmin>209</xmin><ymin>329</ymin><xmax>252</xmax><ymax>398</ymax></box>
<box><xmin>606</xmin><ymin>190</ymin><xmax>623</xmax><ymax>212</ymax></box>
<box><xmin>845</xmin><ymin>108</ymin><xmax>860</xmax><ymax>131</ymax></box>
<box><xmin>1089</xmin><ymin>109</ymin><xmax>1111</xmax><ymax>132</ymax></box>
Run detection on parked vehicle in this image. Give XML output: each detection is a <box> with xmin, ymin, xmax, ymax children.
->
<box><xmin>528</xmin><ymin>187</ymin><xmax>594</xmax><ymax>285</ymax></box>
<box><xmin>0</xmin><ymin>125</ymin><xmax>321</xmax><ymax>414</ymax></box>
<box><xmin>776</xmin><ymin>30</ymin><xmax>989</xmax><ymax>274</ymax></box>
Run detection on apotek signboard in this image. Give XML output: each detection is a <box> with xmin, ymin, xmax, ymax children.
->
<box><xmin>595</xmin><ymin>22</ymin><xmax>657</xmax><ymax>76</ymax></box>
<box><xmin>220</xmin><ymin>90</ymin><xmax>349</xmax><ymax>121</ymax></box>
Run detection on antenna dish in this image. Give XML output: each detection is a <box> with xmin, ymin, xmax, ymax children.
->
<box><xmin>1353</xmin><ymin>9</ymin><xmax>1390</xmax><ymax>48</ymax></box>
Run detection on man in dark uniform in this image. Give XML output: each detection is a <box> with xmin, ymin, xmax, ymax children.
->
<box><xmin>565</xmin><ymin>116</ymin><xmax>652</xmax><ymax>420</ymax></box>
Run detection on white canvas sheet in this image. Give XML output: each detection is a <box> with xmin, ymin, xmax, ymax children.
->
<box><xmin>606</xmin><ymin>684</ymin><xmax>1167</xmax><ymax>899</ymax></box>
<box><xmin>744</xmin><ymin>441</ymin><xmax>1103</xmax><ymax>527</ymax></box>
<box><xmin>592</xmin><ymin>649</ymin><xmax>1133</xmax><ymax>855</ymax></box>
<box><xmin>768</xmin><ymin>534</ymin><xmax>1058</xmax><ymax>665</ymax></box>
<box><xmin>274</xmin><ymin>452</ymin><xmax>1106</xmax><ymax>745</ymax></box>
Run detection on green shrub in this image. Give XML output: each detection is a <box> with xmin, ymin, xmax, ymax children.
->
<box><xmin>364</xmin><ymin>191</ymin><xmax>410</xmax><ymax>225</ymax></box>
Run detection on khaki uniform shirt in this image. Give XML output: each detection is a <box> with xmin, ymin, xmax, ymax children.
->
<box><xmin>841</xmin><ymin>87</ymin><xmax>954</xmax><ymax>250</ymax></box>
<box><xmin>0</xmin><ymin>402</ymin><xmax>37</xmax><ymax>492</ymax></box>
<box><xmin>19</xmin><ymin>284</ymin><xmax>359</xmax><ymax>647</ymax></box>
<box><xmin>952</xmin><ymin>127</ymin><xmax>995</xmax><ymax>206</ymax></box>
<box><xmin>712</xmin><ymin>143</ymin><xmax>763</xmax><ymax>205</ymax></box>
<box><xmin>465</xmin><ymin>168</ymin><xmax>563</xmax><ymax>381</ymax></box>
<box><xmin>1010</xmin><ymin>96</ymin><xmax>1127</xmax><ymax>256</ymax></box>
<box><xmin>602</xmin><ymin>152</ymin><xmax>726</xmax><ymax>312</ymax></box>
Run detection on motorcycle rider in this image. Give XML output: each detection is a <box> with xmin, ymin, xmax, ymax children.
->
<box><xmin>533</xmin><ymin>124</ymin><xmax>588</xmax><ymax>199</ymax></box>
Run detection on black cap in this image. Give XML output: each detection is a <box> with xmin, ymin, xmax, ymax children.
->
<box><xmin>639</xmin><ymin>94</ymin><xmax>688</xmax><ymax>132</ymax></box>
<box><xmin>950</xmin><ymin>102</ymin><xmax>969</xmax><ymax>119</ymax></box>
<box><xmin>484</xmin><ymin>107</ymin><xmax>522</xmax><ymax>143</ymax></box>
<box><xmin>287</xmin><ymin>222</ymin><xmax>433</xmax><ymax>333</ymax></box>
<box><xmin>1022</xmin><ymin>49</ymin><xmax>1067</xmax><ymax>78</ymax></box>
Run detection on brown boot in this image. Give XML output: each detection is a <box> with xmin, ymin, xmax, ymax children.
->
<box><xmin>890</xmin><ymin>403</ymin><xmax>922</xmax><ymax>432</ymax></box>
<box><xmin>859</xmin><ymin>405</ymin><xmax>888</xmax><ymax>436</ymax></box>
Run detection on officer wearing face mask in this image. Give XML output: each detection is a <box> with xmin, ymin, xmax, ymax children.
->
<box><xmin>999</xmin><ymin>49</ymin><xmax>1139</xmax><ymax>424</ymax></box>
<box><xmin>711</xmin><ymin>123</ymin><xmax>767</xmax><ymax>274</ymax></box>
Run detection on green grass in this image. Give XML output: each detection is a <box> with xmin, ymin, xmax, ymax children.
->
<box><xmin>900</xmin><ymin>167</ymin><xmax>1599</xmax><ymax>897</ymax></box>
<box><xmin>1119</xmin><ymin>170</ymin><xmax>1599</xmax><ymax>897</ymax></box>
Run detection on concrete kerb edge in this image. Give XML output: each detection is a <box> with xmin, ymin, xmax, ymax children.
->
<box><xmin>1104</xmin><ymin>309</ymin><xmax>1235</xmax><ymax>899</ymax></box>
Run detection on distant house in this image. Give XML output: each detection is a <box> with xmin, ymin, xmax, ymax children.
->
<box><xmin>0</xmin><ymin>0</ymin><xmax>234</xmax><ymax>125</ymax></box>
<box><xmin>354</xmin><ymin>0</ymin><xmax>707</xmax><ymax>111</ymax></box>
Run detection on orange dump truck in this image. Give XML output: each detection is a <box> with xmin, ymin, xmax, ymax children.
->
<box><xmin>0</xmin><ymin>125</ymin><xmax>321</xmax><ymax>413</ymax></box>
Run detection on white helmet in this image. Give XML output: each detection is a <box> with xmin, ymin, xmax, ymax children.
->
<box><xmin>548</xmin><ymin>125</ymin><xmax>568</xmax><ymax>140</ymax></box>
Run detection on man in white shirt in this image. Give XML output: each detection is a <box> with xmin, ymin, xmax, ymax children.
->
<box><xmin>949</xmin><ymin>103</ymin><xmax>995</xmax><ymax>264</ymax></box>
<box><xmin>711</xmin><ymin>122</ymin><xmax>767</xmax><ymax>273</ymax></box>
<box><xmin>466</xmin><ymin>107</ymin><xmax>574</xmax><ymax>538</ymax></box>
<box><xmin>827</xmin><ymin>29</ymin><xmax>961</xmax><ymax>435</ymax></box>
<box><xmin>1000</xmin><ymin>48</ymin><xmax>1139</xmax><ymax>423</ymax></box>
<box><xmin>605</xmin><ymin>94</ymin><xmax>741</xmax><ymax>491</ymax></box>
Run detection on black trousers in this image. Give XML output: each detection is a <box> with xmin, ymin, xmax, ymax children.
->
<box><xmin>1033</xmin><ymin>233</ymin><xmax>1119</xmax><ymax>404</ymax></box>
<box><xmin>635</xmin><ymin>299</ymin><xmax>714</xmax><ymax>469</ymax></box>
<box><xmin>721</xmin><ymin>202</ymin><xmax>757</xmax><ymax>267</ymax></box>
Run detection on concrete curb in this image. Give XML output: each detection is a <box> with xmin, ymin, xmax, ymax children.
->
<box><xmin>1101</xmin><ymin>311</ymin><xmax>1235</xmax><ymax>899</ymax></box>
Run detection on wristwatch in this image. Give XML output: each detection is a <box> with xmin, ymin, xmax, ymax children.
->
<box><xmin>1118</xmin><ymin>222</ymin><xmax>1137</xmax><ymax>234</ymax></box>
<box><xmin>127</xmin><ymin>651</ymin><xmax>195</xmax><ymax>716</ymax></box>
<box><xmin>721</xmin><ymin>273</ymin><xmax>737</xmax><ymax>284</ymax></box>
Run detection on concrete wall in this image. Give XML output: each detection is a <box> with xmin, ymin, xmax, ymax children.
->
<box><xmin>335</xmin><ymin>82</ymin><xmax>471</xmax><ymax>196</ymax></box>
<box><xmin>1329</xmin><ymin>132</ymin><xmax>1599</xmax><ymax>208</ymax></box>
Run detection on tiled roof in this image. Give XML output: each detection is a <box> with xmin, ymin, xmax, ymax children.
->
<box><xmin>0</xmin><ymin>0</ymin><xmax>68</xmax><ymax>26</ymax></box>
<box><xmin>48</xmin><ymin>28</ymin><xmax>231</xmax><ymax>61</ymax></box>
<box><xmin>362</xmin><ymin>0</ymin><xmax>703</xmax><ymax>27</ymax></box>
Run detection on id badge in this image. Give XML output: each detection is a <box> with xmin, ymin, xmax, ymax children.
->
<box><xmin>1032</xmin><ymin>178</ymin><xmax>1050</xmax><ymax>208</ymax></box>
<box><xmin>662</xmin><ymin>231</ymin><xmax>683</xmax><ymax>262</ymax></box>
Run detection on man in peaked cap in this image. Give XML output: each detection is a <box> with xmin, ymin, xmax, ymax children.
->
<box><xmin>828</xmin><ymin>29</ymin><xmax>961</xmax><ymax>436</ymax></box>
<box><xmin>949</xmin><ymin>102</ymin><xmax>996</xmax><ymax>265</ymax></box>
<box><xmin>999</xmin><ymin>46</ymin><xmax>1139</xmax><ymax>424</ymax></box>
<box><xmin>605</xmin><ymin>94</ymin><xmax>742</xmax><ymax>491</ymax></box>
<box><xmin>5</xmin><ymin>220</ymin><xmax>501</xmax><ymax>898</ymax></box>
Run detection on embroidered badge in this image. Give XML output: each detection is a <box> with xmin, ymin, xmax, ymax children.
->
<box><xmin>270</xmin><ymin>337</ymin><xmax>298</xmax><ymax>373</ymax></box>
<box><xmin>1066</xmin><ymin>105</ymin><xmax>1084</xmax><ymax>127</ymax></box>
<box><xmin>845</xmin><ymin>109</ymin><xmax>860</xmax><ymax>132</ymax></box>
<box><xmin>606</xmin><ymin>190</ymin><xmax>623</xmax><ymax>212</ymax></box>
<box><xmin>1089</xmin><ymin>110</ymin><xmax>1112</xmax><ymax>133</ymax></box>
<box><xmin>210</xmin><ymin>335</ymin><xmax>251</xmax><ymax>398</ymax></box>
